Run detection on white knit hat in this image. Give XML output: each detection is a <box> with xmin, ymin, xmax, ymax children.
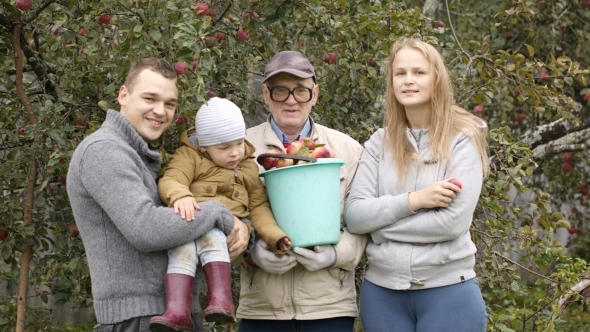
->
<box><xmin>195</xmin><ymin>97</ymin><xmax>246</xmax><ymax>147</ymax></box>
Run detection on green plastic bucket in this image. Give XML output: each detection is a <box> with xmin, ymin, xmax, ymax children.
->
<box><xmin>258</xmin><ymin>157</ymin><xmax>344</xmax><ymax>248</ymax></box>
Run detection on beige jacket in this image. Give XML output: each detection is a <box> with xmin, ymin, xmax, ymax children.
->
<box><xmin>158</xmin><ymin>128</ymin><xmax>288</xmax><ymax>254</ymax></box>
<box><xmin>237</xmin><ymin>119</ymin><xmax>368</xmax><ymax>320</ymax></box>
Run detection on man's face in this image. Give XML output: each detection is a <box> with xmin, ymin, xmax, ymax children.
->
<box><xmin>201</xmin><ymin>139</ymin><xmax>246</xmax><ymax>170</ymax></box>
<box><xmin>118</xmin><ymin>69</ymin><xmax>178</xmax><ymax>142</ymax></box>
<box><xmin>262</xmin><ymin>73</ymin><xmax>318</xmax><ymax>135</ymax></box>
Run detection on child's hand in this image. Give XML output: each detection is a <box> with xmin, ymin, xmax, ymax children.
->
<box><xmin>173</xmin><ymin>196</ymin><xmax>201</xmax><ymax>221</ymax></box>
<box><xmin>277</xmin><ymin>237</ymin><xmax>292</xmax><ymax>253</ymax></box>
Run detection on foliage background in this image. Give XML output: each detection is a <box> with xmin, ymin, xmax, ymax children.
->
<box><xmin>1</xmin><ymin>0</ymin><xmax>590</xmax><ymax>331</ymax></box>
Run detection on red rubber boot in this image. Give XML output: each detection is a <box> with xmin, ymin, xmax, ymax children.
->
<box><xmin>202</xmin><ymin>262</ymin><xmax>236</xmax><ymax>323</ymax></box>
<box><xmin>149</xmin><ymin>274</ymin><xmax>194</xmax><ymax>332</ymax></box>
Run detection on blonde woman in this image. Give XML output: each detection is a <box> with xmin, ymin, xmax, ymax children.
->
<box><xmin>345</xmin><ymin>37</ymin><xmax>489</xmax><ymax>332</ymax></box>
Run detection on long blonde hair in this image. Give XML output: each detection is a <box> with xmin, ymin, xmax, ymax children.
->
<box><xmin>383</xmin><ymin>37</ymin><xmax>489</xmax><ymax>180</ymax></box>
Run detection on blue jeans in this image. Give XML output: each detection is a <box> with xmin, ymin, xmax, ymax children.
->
<box><xmin>167</xmin><ymin>227</ymin><xmax>229</xmax><ymax>275</ymax></box>
<box><xmin>360</xmin><ymin>278</ymin><xmax>487</xmax><ymax>332</ymax></box>
<box><xmin>239</xmin><ymin>317</ymin><xmax>355</xmax><ymax>332</ymax></box>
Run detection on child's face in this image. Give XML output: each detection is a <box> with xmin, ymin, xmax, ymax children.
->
<box><xmin>201</xmin><ymin>139</ymin><xmax>246</xmax><ymax>170</ymax></box>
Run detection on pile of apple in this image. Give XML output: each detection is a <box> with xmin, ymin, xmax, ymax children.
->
<box><xmin>261</xmin><ymin>137</ymin><xmax>338</xmax><ymax>170</ymax></box>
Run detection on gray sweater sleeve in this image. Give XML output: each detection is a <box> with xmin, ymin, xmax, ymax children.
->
<box><xmin>76</xmin><ymin>140</ymin><xmax>235</xmax><ymax>252</ymax></box>
<box><xmin>345</xmin><ymin>131</ymin><xmax>483</xmax><ymax>243</ymax></box>
<box><xmin>345</xmin><ymin>130</ymin><xmax>416</xmax><ymax>234</ymax></box>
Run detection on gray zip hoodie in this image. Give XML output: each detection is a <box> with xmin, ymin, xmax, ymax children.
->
<box><xmin>345</xmin><ymin>128</ymin><xmax>483</xmax><ymax>290</ymax></box>
<box><xmin>67</xmin><ymin>110</ymin><xmax>235</xmax><ymax>324</ymax></box>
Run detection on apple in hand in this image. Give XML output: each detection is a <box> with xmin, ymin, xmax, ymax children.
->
<box><xmin>448</xmin><ymin>178</ymin><xmax>462</xmax><ymax>189</ymax></box>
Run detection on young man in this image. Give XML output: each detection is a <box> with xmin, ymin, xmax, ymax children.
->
<box><xmin>66</xmin><ymin>58</ymin><xmax>250</xmax><ymax>332</ymax></box>
<box><xmin>237</xmin><ymin>51</ymin><xmax>368</xmax><ymax>332</ymax></box>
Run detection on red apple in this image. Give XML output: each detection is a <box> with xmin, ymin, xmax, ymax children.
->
<box><xmin>368</xmin><ymin>57</ymin><xmax>377</xmax><ymax>67</ymax></box>
<box><xmin>262</xmin><ymin>156</ymin><xmax>277</xmax><ymax>170</ymax></box>
<box><xmin>53</xmin><ymin>28</ymin><xmax>59</xmax><ymax>36</ymax></box>
<box><xmin>175</xmin><ymin>115</ymin><xmax>189</xmax><ymax>125</ymax></box>
<box><xmin>448</xmin><ymin>178</ymin><xmax>463</xmax><ymax>189</ymax></box>
<box><xmin>435</xmin><ymin>20</ymin><xmax>445</xmax><ymax>28</ymax></box>
<box><xmin>323</xmin><ymin>52</ymin><xmax>337</xmax><ymax>64</ymax></box>
<box><xmin>216</xmin><ymin>32</ymin><xmax>225</xmax><ymax>42</ymax></box>
<box><xmin>540</xmin><ymin>72</ymin><xmax>550</xmax><ymax>82</ymax></box>
<box><xmin>205</xmin><ymin>91</ymin><xmax>216</xmax><ymax>99</ymax></box>
<box><xmin>194</xmin><ymin>3</ymin><xmax>209</xmax><ymax>16</ymax></box>
<box><xmin>584</xmin><ymin>94</ymin><xmax>590</xmax><ymax>101</ymax></box>
<box><xmin>584</xmin><ymin>0</ymin><xmax>590</xmax><ymax>8</ymax></box>
<box><xmin>206</xmin><ymin>36</ymin><xmax>217</xmax><ymax>47</ymax></box>
<box><xmin>327</xmin><ymin>148</ymin><xmax>338</xmax><ymax>158</ymax></box>
<box><xmin>515</xmin><ymin>114</ymin><xmax>525</xmax><ymax>122</ymax></box>
<box><xmin>581</xmin><ymin>185</ymin><xmax>589</xmax><ymax>196</ymax></box>
<box><xmin>59</xmin><ymin>176</ymin><xmax>67</xmax><ymax>185</ymax></box>
<box><xmin>300</xmin><ymin>137</ymin><xmax>315</xmax><ymax>150</ymax></box>
<box><xmin>69</xmin><ymin>225</ymin><xmax>80</xmax><ymax>237</ymax></box>
<box><xmin>276</xmin><ymin>158</ymin><xmax>294</xmax><ymax>168</ymax></box>
<box><xmin>77</xmin><ymin>27</ymin><xmax>87</xmax><ymax>36</ymax></box>
<box><xmin>0</xmin><ymin>228</ymin><xmax>8</xmax><ymax>241</ymax></box>
<box><xmin>514</xmin><ymin>88</ymin><xmax>522</xmax><ymax>96</ymax></box>
<box><xmin>75</xmin><ymin>118</ymin><xmax>87</xmax><ymax>127</ymax></box>
<box><xmin>562</xmin><ymin>162</ymin><xmax>573</xmax><ymax>172</ymax></box>
<box><xmin>580</xmin><ymin>229</ymin><xmax>587</xmax><ymax>236</ymax></box>
<box><xmin>568</xmin><ymin>226</ymin><xmax>577</xmax><ymax>235</ymax></box>
<box><xmin>563</xmin><ymin>152</ymin><xmax>573</xmax><ymax>162</ymax></box>
<box><xmin>504</xmin><ymin>31</ymin><xmax>513</xmax><ymax>40</ymax></box>
<box><xmin>473</xmin><ymin>105</ymin><xmax>484</xmax><ymax>114</ymax></box>
<box><xmin>286</xmin><ymin>141</ymin><xmax>305</xmax><ymax>155</ymax></box>
<box><xmin>311</xmin><ymin>146</ymin><xmax>330</xmax><ymax>158</ymax></box>
<box><xmin>207</xmin><ymin>9</ymin><xmax>215</xmax><ymax>18</ymax></box>
<box><xmin>98</xmin><ymin>15</ymin><xmax>111</xmax><ymax>25</ymax></box>
<box><xmin>237</xmin><ymin>28</ymin><xmax>250</xmax><ymax>41</ymax></box>
<box><xmin>192</xmin><ymin>60</ymin><xmax>198</xmax><ymax>70</ymax></box>
<box><xmin>15</xmin><ymin>127</ymin><xmax>26</xmax><ymax>135</ymax></box>
<box><xmin>16</xmin><ymin>0</ymin><xmax>32</xmax><ymax>11</ymax></box>
<box><xmin>174</xmin><ymin>62</ymin><xmax>189</xmax><ymax>75</ymax></box>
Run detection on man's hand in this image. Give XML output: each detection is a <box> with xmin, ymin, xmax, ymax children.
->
<box><xmin>292</xmin><ymin>245</ymin><xmax>337</xmax><ymax>272</ymax></box>
<box><xmin>172</xmin><ymin>196</ymin><xmax>201</xmax><ymax>221</ymax></box>
<box><xmin>250</xmin><ymin>239</ymin><xmax>297</xmax><ymax>274</ymax></box>
<box><xmin>227</xmin><ymin>216</ymin><xmax>250</xmax><ymax>260</ymax></box>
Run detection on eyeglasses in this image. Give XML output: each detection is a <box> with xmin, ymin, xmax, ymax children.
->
<box><xmin>267</xmin><ymin>85</ymin><xmax>314</xmax><ymax>103</ymax></box>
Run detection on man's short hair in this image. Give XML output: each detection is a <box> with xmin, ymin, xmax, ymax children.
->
<box><xmin>123</xmin><ymin>58</ymin><xmax>178</xmax><ymax>92</ymax></box>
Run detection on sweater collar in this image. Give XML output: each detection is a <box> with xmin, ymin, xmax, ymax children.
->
<box><xmin>103</xmin><ymin>109</ymin><xmax>161</xmax><ymax>164</ymax></box>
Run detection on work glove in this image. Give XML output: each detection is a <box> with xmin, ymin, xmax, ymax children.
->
<box><xmin>249</xmin><ymin>239</ymin><xmax>297</xmax><ymax>275</ymax></box>
<box><xmin>292</xmin><ymin>245</ymin><xmax>337</xmax><ymax>272</ymax></box>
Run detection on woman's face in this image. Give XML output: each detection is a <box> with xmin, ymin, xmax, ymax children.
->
<box><xmin>391</xmin><ymin>47</ymin><xmax>434</xmax><ymax>113</ymax></box>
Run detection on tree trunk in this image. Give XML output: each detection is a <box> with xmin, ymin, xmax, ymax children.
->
<box><xmin>12</xmin><ymin>17</ymin><xmax>40</xmax><ymax>332</ymax></box>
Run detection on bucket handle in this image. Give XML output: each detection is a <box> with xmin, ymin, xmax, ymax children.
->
<box><xmin>256</xmin><ymin>153</ymin><xmax>318</xmax><ymax>167</ymax></box>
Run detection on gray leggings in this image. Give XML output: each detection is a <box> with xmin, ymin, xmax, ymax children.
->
<box><xmin>360</xmin><ymin>278</ymin><xmax>487</xmax><ymax>332</ymax></box>
<box><xmin>93</xmin><ymin>313</ymin><xmax>204</xmax><ymax>332</ymax></box>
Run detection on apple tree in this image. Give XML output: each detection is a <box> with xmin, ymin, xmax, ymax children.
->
<box><xmin>1</xmin><ymin>0</ymin><xmax>590</xmax><ymax>331</ymax></box>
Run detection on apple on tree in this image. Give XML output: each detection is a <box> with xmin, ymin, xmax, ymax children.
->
<box><xmin>0</xmin><ymin>228</ymin><xmax>8</xmax><ymax>241</ymax></box>
<box><xmin>174</xmin><ymin>62</ymin><xmax>189</xmax><ymax>75</ymax></box>
<box><xmin>16</xmin><ymin>0</ymin><xmax>32</xmax><ymax>11</ymax></box>
<box><xmin>194</xmin><ymin>3</ymin><xmax>209</xmax><ymax>16</ymax></box>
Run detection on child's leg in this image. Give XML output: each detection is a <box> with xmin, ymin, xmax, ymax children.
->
<box><xmin>196</xmin><ymin>227</ymin><xmax>229</xmax><ymax>264</ymax></box>
<box><xmin>167</xmin><ymin>242</ymin><xmax>198</xmax><ymax>275</ymax></box>
<box><xmin>149</xmin><ymin>242</ymin><xmax>198</xmax><ymax>331</ymax></box>
<box><xmin>195</xmin><ymin>228</ymin><xmax>235</xmax><ymax>323</ymax></box>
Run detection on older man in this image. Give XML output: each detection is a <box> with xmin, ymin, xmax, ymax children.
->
<box><xmin>237</xmin><ymin>51</ymin><xmax>367</xmax><ymax>332</ymax></box>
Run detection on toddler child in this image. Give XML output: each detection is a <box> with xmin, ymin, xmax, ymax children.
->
<box><xmin>150</xmin><ymin>97</ymin><xmax>290</xmax><ymax>331</ymax></box>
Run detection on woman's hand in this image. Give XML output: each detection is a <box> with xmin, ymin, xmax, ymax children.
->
<box><xmin>408</xmin><ymin>179</ymin><xmax>462</xmax><ymax>211</ymax></box>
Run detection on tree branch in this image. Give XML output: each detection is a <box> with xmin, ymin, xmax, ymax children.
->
<box><xmin>22</xmin><ymin>0</ymin><xmax>56</xmax><ymax>24</ymax></box>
